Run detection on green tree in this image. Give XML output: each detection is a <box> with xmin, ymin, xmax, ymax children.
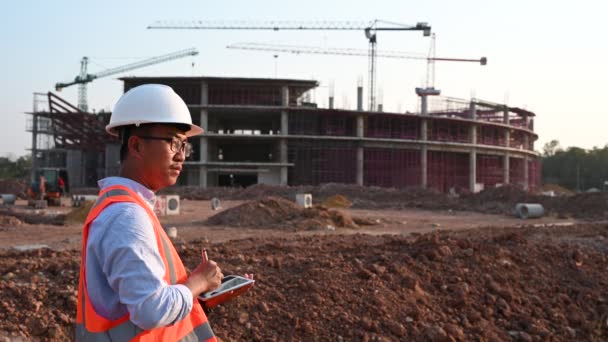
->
<box><xmin>0</xmin><ymin>155</ymin><xmax>31</xmax><ymax>179</ymax></box>
<box><xmin>542</xmin><ymin>139</ymin><xmax>561</xmax><ymax>157</ymax></box>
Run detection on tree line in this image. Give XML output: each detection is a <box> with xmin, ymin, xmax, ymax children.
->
<box><xmin>0</xmin><ymin>155</ymin><xmax>31</xmax><ymax>179</ymax></box>
<box><xmin>542</xmin><ymin>140</ymin><xmax>608</xmax><ymax>191</ymax></box>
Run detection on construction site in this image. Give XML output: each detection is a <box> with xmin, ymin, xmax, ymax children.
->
<box><xmin>1</xmin><ymin>18</ymin><xmax>607</xmax><ymax>342</ymax></box>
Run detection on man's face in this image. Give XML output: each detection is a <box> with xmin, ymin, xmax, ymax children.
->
<box><xmin>134</xmin><ymin>124</ymin><xmax>188</xmax><ymax>191</ymax></box>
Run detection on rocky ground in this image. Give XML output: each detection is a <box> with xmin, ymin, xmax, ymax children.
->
<box><xmin>1</xmin><ymin>182</ymin><xmax>608</xmax><ymax>341</ymax></box>
<box><xmin>1</xmin><ymin>224</ymin><xmax>608</xmax><ymax>341</ymax></box>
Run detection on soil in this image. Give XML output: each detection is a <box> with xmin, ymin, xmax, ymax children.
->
<box><xmin>1</xmin><ymin>225</ymin><xmax>608</xmax><ymax>341</ymax></box>
<box><xmin>205</xmin><ymin>197</ymin><xmax>363</xmax><ymax>231</ymax></box>
<box><xmin>166</xmin><ymin>183</ymin><xmax>608</xmax><ymax>220</ymax></box>
<box><xmin>0</xmin><ymin>183</ymin><xmax>607</xmax><ymax>341</ymax></box>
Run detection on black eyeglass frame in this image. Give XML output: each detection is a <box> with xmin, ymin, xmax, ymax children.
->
<box><xmin>136</xmin><ymin>136</ymin><xmax>193</xmax><ymax>157</ymax></box>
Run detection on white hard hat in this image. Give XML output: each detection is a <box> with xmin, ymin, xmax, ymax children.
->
<box><xmin>106</xmin><ymin>84</ymin><xmax>203</xmax><ymax>137</ymax></box>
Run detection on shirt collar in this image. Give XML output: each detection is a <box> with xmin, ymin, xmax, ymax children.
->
<box><xmin>97</xmin><ymin>177</ymin><xmax>156</xmax><ymax>208</ymax></box>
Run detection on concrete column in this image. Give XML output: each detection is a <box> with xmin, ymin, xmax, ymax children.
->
<box><xmin>199</xmin><ymin>167</ymin><xmax>208</xmax><ymax>187</ymax></box>
<box><xmin>523</xmin><ymin>133</ymin><xmax>530</xmax><ymax>151</ymax></box>
<box><xmin>356</xmin><ymin>115</ymin><xmax>364</xmax><ymax>137</ymax></box>
<box><xmin>420</xmin><ymin>95</ymin><xmax>428</xmax><ymax>116</ymax></box>
<box><xmin>199</xmin><ymin>81</ymin><xmax>209</xmax><ymax>188</ymax></box>
<box><xmin>420</xmin><ymin>117</ymin><xmax>428</xmax><ymax>189</ymax></box>
<box><xmin>281</xmin><ymin>86</ymin><xmax>289</xmax><ymax>107</ymax></box>
<box><xmin>199</xmin><ymin>110</ymin><xmax>209</xmax><ymax>132</ymax></box>
<box><xmin>280</xmin><ymin>139</ymin><xmax>288</xmax><ymax>185</ymax></box>
<box><xmin>503</xmin><ymin>106</ymin><xmax>510</xmax><ymax>125</ymax></box>
<box><xmin>355</xmin><ymin>114</ymin><xmax>364</xmax><ymax>186</ymax></box>
<box><xmin>523</xmin><ymin>157</ymin><xmax>529</xmax><ymax>191</ymax></box>
<box><xmin>469</xmin><ymin>102</ymin><xmax>477</xmax><ymax>120</ymax></box>
<box><xmin>328</xmin><ymin>96</ymin><xmax>334</xmax><ymax>109</ymax></box>
<box><xmin>469</xmin><ymin>102</ymin><xmax>478</xmax><ymax>193</ymax></box>
<box><xmin>356</xmin><ymin>147</ymin><xmax>364</xmax><ymax>186</ymax></box>
<box><xmin>421</xmin><ymin>120</ymin><xmax>428</xmax><ymax>140</ymax></box>
<box><xmin>357</xmin><ymin>86</ymin><xmax>363</xmax><ymax>111</ymax></box>
<box><xmin>503</xmin><ymin>154</ymin><xmax>510</xmax><ymax>185</ymax></box>
<box><xmin>280</xmin><ymin>86</ymin><xmax>289</xmax><ymax>185</ymax></box>
<box><xmin>469</xmin><ymin>150</ymin><xmax>477</xmax><ymax>193</ymax></box>
<box><xmin>529</xmin><ymin>118</ymin><xmax>534</xmax><ymax>131</ymax></box>
<box><xmin>421</xmin><ymin>146</ymin><xmax>427</xmax><ymax>189</ymax></box>
<box><xmin>281</xmin><ymin>111</ymin><xmax>288</xmax><ymax>136</ymax></box>
<box><xmin>199</xmin><ymin>109</ymin><xmax>208</xmax><ymax>164</ymax></box>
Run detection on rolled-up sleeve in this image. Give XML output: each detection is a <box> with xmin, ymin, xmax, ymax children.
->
<box><xmin>92</xmin><ymin>203</ymin><xmax>193</xmax><ymax>329</ymax></box>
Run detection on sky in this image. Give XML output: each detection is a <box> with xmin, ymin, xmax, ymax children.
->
<box><xmin>1</xmin><ymin>0</ymin><xmax>607</xmax><ymax>158</ymax></box>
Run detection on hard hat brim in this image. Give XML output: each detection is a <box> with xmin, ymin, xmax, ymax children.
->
<box><xmin>106</xmin><ymin>121</ymin><xmax>204</xmax><ymax>137</ymax></box>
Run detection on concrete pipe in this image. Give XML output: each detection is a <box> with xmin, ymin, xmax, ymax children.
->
<box><xmin>515</xmin><ymin>203</ymin><xmax>544</xmax><ymax>219</ymax></box>
<box><xmin>1</xmin><ymin>194</ymin><xmax>16</xmax><ymax>205</ymax></box>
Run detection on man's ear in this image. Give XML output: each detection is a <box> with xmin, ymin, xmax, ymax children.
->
<box><xmin>128</xmin><ymin>135</ymin><xmax>143</xmax><ymax>159</ymax></box>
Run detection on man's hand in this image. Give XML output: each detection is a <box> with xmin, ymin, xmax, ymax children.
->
<box><xmin>184</xmin><ymin>260</ymin><xmax>223</xmax><ymax>298</ymax></box>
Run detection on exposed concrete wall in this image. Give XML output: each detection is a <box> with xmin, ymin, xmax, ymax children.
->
<box><xmin>469</xmin><ymin>102</ymin><xmax>478</xmax><ymax>193</ymax></box>
<box><xmin>67</xmin><ymin>150</ymin><xmax>83</xmax><ymax>187</ymax></box>
<box><xmin>259</xmin><ymin>168</ymin><xmax>281</xmax><ymax>185</ymax></box>
<box><xmin>199</xmin><ymin>81</ymin><xmax>209</xmax><ymax>188</ymax></box>
<box><xmin>280</xmin><ymin>85</ymin><xmax>289</xmax><ymax>185</ymax></box>
<box><xmin>420</xmin><ymin>103</ymin><xmax>428</xmax><ymax>189</ymax></box>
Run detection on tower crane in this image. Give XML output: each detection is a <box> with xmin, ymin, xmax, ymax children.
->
<box><xmin>226</xmin><ymin>42</ymin><xmax>486</xmax><ymax>67</ymax></box>
<box><xmin>55</xmin><ymin>48</ymin><xmax>199</xmax><ymax>112</ymax></box>
<box><xmin>227</xmin><ymin>41</ymin><xmax>486</xmax><ymax>106</ymax></box>
<box><xmin>147</xmin><ymin>20</ymin><xmax>431</xmax><ymax>111</ymax></box>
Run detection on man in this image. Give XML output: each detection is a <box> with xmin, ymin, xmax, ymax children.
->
<box><xmin>76</xmin><ymin>84</ymin><xmax>224</xmax><ymax>341</ymax></box>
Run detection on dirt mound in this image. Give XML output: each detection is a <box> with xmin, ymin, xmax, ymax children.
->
<box><xmin>169</xmin><ymin>183</ymin><xmax>608</xmax><ymax>220</ymax></box>
<box><xmin>2</xmin><ymin>224</ymin><xmax>608</xmax><ymax>340</ymax></box>
<box><xmin>0</xmin><ymin>178</ymin><xmax>28</xmax><ymax>199</ymax></box>
<box><xmin>64</xmin><ymin>201</ymin><xmax>94</xmax><ymax>224</ymax></box>
<box><xmin>321</xmin><ymin>194</ymin><xmax>352</xmax><ymax>208</ymax></box>
<box><xmin>546</xmin><ymin>192</ymin><xmax>608</xmax><ymax>220</ymax></box>
<box><xmin>542</xmin><ymin>183</ymin><xmax>574</xmax><ymax>195</ymax></box>
<box><xmin>0</xmin><ymin>208</ymin><xmax>65</xmax><ymax>226</ymax></box>
<box><xmin>206</xmin><ymin>197</ymin><xmax>360</xmax><ymax>230</ymax></box>
<box><xmin>0</xmin><ymin>215</ymin><xmax>22</xmax><ymax>227</ymax></box>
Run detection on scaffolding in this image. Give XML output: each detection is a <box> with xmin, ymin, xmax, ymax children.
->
<box><xmin>364</xmin><ymin>148</ymin><xmax>420</xmax><ymax>188</ymax></box>
<box><xmin>366</xmin><ymin>114</ymin><xmax>419</xmax><ymax>139</ymax></box>
<box><xmin>427</xmin><ymin>120</ymin><xmax>469</xmax><ymax>143</ymax></box>
<box><xmin>288</xmin><ymin>140</ymin><xmax>357</xmax><ymax>185</ymax></box>
<box><xmin>509</xmin><ymin>157</ymin><xmax>525</xmax><ymax>188</ymax></box>
<box><xmin>427</xmin><ymin>151</ymin><xmax>469</xmax><ymax>193</ymax></box>
<box><xmin>477</xmin><ymin>125</ymin><xmax>506</xmax><ymax>147</ymax></box>
<box><xmin>476</xmin><ymin>154</ymin><xmax>503</xmax><ymax>187</ymax></box>
<box><xmin>528</xmin><ymin>159</ymin><xmax>541</xmax><ymax>192</ymax></box>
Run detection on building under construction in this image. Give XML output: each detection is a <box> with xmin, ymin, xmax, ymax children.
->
<box><xmin>27</xmin><ymin>76</ymin><xmax>540</xmax><ymax>192</ymax></box>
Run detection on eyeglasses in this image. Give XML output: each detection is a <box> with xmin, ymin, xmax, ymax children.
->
<box><xmin>136</xmin><ymin>136</ymin><xmax>193</xmax><ymax>157</ymax></box>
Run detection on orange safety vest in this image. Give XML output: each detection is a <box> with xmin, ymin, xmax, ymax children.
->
<box><xmin>75</xmin><ymin>185</ymin><xmax>216</xmax><ymax>341</ymax></box>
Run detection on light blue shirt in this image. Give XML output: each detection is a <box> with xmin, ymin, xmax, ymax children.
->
<box><xmin>86</xmin><ymin>177</ymin><xmax>193</xmax><ymax>330</ymax></box>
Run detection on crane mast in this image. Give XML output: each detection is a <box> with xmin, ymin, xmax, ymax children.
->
<box><xmin>56</xmin><ymin>48</ymin><xmax>199</xmax><ymax>111</ymax></box>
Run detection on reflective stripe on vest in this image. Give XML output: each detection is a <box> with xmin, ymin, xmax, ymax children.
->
<box><xmin>75</xmin><ymin>320</ymin><xmax>214</xmax><ymax>342</ymax></box>
<box><xmin>76</xmin><ymin>185</ymin><xmax>216</xmax><ymax>341</ymax></box>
